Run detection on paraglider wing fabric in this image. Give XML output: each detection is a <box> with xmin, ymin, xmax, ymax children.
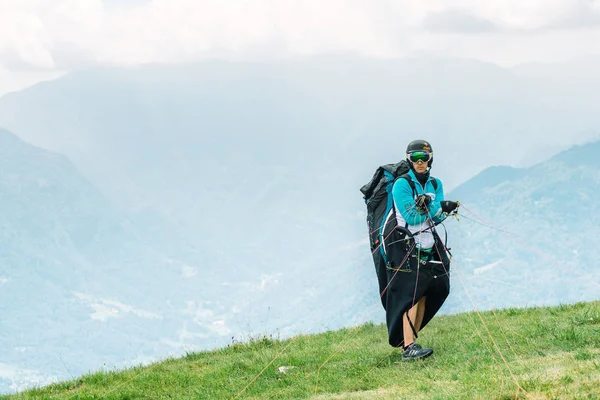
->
<box><xmin>384</xmin><ymin>230</ymin><xmax>450</xmax><ymax>347</ymax></box>
<box><xmin>360</xmin><ymin>160</ymin><xmax>413</xmax><ymax>311</ymax></box>
<box><xmin>374</xmin><ymin>250</ymin><xmax>389</xmax><ymax>311</ymax></box>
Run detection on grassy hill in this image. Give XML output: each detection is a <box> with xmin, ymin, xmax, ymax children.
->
<box><xmin>6</xmin><ymin>301</ymin><xmax>599</xmax><ymax>399</ymax></box>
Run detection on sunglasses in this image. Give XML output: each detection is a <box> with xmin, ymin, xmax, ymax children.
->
<box><xmin>408</xmin><ymin>151</ymin><xmax>432</xmax><ymax>163</ymax></box>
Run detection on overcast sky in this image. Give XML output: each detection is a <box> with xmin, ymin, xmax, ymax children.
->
<box><xmin>1</xmin><ymin>0</ymin><xmax>600</xmax><ymax>95</ymax></box>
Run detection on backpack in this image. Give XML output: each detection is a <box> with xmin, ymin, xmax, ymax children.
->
<box><xmin>360</xmin><ymin>160</ymin><xmax>438</xmax><ymax>309</ymax></box>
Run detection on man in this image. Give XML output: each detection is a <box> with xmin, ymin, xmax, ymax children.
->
<box><xmin>385</xmin><ymin>139</ymin><xmax>458</xmax><ymax>360</ymax></box>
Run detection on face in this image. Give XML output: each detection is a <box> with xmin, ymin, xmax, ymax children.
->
<box><xmin>407</xmin><ymin>151</ymin><xmax>432</xmax><ymax>173</ymax></box>
<box><xmin>412</xmin><ymin>159</ymin><xmax>429</xmax><ymax>173</ymax></box>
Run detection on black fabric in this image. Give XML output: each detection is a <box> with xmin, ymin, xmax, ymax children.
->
<box><xmin>383</xmin><ymin>229</ymin><xmax>451</xmax><ymax>347</ymax></box>
<box><xmin>360</xmin><ymin>160</ymin><xmax>411</xmax><ymax>201</ymax></box>
<box><xmin>441</xmin><ymin>200</ymin><xmax>458</xmax><ymax>213</ymax></box>
<box><xmin>413</xmin><ymin>170</ymin><xmax>430</xmax><ymax>187</ymax></box>
<box><xmin>400</xmin><ymin>173</ymin><xmax>438</xmax><ymax>196</ymax></box>
<box><xmin>360</xmin><ymin>160</ymin><xmax>412</xmax><ymax>310</ymax></box>
<box><xmin>360</xmin><ymin>160</ymin><xmax>443</xmax><ymax>319</ymax></box>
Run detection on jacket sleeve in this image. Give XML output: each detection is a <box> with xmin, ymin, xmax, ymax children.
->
<box><xmin>392</xmin><ymin>178</ymin><xmax>428</xmax><ymax>226</ymax></box>
<box><xmin>430</xmin><ymin>178</ymin><xmax>446</xmax><ymax>224</ymax></box>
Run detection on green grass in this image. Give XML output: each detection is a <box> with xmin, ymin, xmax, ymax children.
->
<box><xmin>5</xmin><ymin>301</ymin><xmax>599</xmax><ymax>399</ymax></box>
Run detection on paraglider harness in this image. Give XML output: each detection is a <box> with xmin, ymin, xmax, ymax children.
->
<box><xmin>360</xmin><ymin>160</ymin><xmax>459</xmax><ymax>310</ymax></box>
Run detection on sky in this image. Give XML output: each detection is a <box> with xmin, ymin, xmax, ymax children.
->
<box><xmin>1</xmin><ymin>0</ymin><xmax>600</xmax><ymax>95</ymax></box>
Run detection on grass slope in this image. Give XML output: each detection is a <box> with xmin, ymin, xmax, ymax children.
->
<box><xmin>6</xmin><ymin>301</ymin><xmax>599</xmax><ymax>399</ymax></box>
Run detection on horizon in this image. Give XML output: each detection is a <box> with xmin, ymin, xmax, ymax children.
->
<box><xmin>3</xmin><ymin>50</ymin><xmax>600</xmax><ymax>98</ymax></box>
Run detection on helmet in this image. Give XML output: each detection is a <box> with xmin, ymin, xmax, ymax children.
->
<box><xmin>406</xmin><ymin>140</ymin><xmax>434</xmax><ymax>167</ymax></box>
<box><xmin>406</xmin><ymin>139</ymin><xmax>433</xmax><ymax>154</ymax></box>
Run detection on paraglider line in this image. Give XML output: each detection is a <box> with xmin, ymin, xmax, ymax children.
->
<box><xmin>459</xmin><ymin>204</ymin><xmax>600</xmax><ymax>289</ymax></box>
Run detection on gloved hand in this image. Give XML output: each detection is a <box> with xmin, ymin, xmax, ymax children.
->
<box><xmin>415</xmin><ymin>194</ymin><xmax>431</xmax><ymax>214</ymax></box>
<box><xmin>441</xmin><ymin>200</ymin><xmax>459</xmax><ymax>213</ymax></box>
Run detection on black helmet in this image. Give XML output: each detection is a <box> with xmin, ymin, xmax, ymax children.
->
<box><xmin>406</xmin><ymin>139</ymin><xmax>434</xmax><ymax>167</ymax></box>
<box><xmin>406</xmin><ymin>139</ymin><xmax>433</xmax><ymax>154</ymax></box>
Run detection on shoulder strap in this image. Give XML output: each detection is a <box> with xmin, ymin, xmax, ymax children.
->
<box><xmin>400</xmin><ymin>174</ymin><xmax>438</xmax><ymax>197</ymax></box>
<box><xmin>399</xmin><ymin>174</ymin><xmax>416</xmax><ymax>198</ymax></box>
<box><xmin>398</xmin><ymin>175</ymin><xmax>416</xmax><ymax>229</ymax></box>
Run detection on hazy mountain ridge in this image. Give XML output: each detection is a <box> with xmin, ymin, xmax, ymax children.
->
<box><xmin>0</xmin><ymin>56</ymin><xmax>599</xmax><ymax>393</ymax></box>
<box><xmin>2</xmin><ymin>56</ymin><xmax>595</xmax><ymax>278</ymax></box>
<box><xmin>0</xmin><ymin>128</ymin><xmax>239</xmax><ymax>392</ymax></box>
<box><xmin>1</xmin><ymin>56</ymin><xmax>597</xmax><ymax>201</ymax></box>
<box><xmin>445</xmin><ymin>141</ymin><xmax>600</xmax><ymax>312</ymax></box>
<box><xmin>0</xmin><ymin>126</ymin><xmax>370</xmax><ymax>393</ymax></box>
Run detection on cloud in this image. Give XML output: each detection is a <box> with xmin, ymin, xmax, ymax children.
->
<box><xmin>1</xmin><ymin>0</ymin><xmax>600</xmax><ymax>80</ymax></box>
<box><xmin>441</xmin><ymin>1</ymin><xmax>590</xmax><ymax>30</ymax></box>
<box><xmin>422</xmin><ymin>9</ymin><xmax>500</xmax><ymax>33</ymax></box>
<box><xmin>421</xmin><ymin>1</ymin><xmax>600</xmax><ymax>33</ymax></box>
<box><xmin>543</xmin><ymin>1</ymin><xmax>600</xmax><ymax>30</ymax></box>
<box><xmin>101</xmin><ymin>0</ymin><xmax>152</xmax><ymax>8</ymax></box>
<box><xmin>0</xmin><ymin>0</ymin><xmax>403</xmax><ymax>70</ymax></box>
<box><xmin>92</xmin><ymin>0</ymin><xmax>400</xmax><ymax>63</ymax></box>
<box><xmin>0</xmin><ymin>8</ymin><xmax>55</xmax><ymax>69</ymax></box>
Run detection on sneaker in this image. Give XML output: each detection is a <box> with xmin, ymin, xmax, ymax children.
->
<box><xmin>402</xmin><ymin>343</ymin><xmax>433</xmax><ymax>361</ymax></box>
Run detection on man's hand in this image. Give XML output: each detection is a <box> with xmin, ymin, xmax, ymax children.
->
<box><xmin>415</xmin><ymin>194</ymin><xmax>431</xmax><ymax>214</ymax></box>
<box><xmin>441</xmin><ymin>200</ymin><xmax>459</xmax><ymax>213</ymax></box>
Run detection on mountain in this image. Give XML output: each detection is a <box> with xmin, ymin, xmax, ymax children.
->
<box><xmin>0</xmin><ymin>128</ymin><xmax>247</xmax><ymax>392</ymax></box>
<box><xmin>2</xmin><ymin>57</ymin><xmax>599</xmax><ymax>268</ymax></box>
<box><xmin>1</xmin><ymin>56</ymin><xmax>599</xmax><ymax>201</ymax></box>
<box><xmin>0</xmin><ymin>56</ymin><xmax>599</xmax><ymax>393</ymax></box>
<box><xmin>0</xmin><ymin>124</ymin><xmax>376</xmax><ymax>394</ymax></box>
<box><xmin>2</xmin><ymin>56</ymin><xmax>598</xmax><ymax>294</ymax></box>
<box><xmin>444</xmin><ymin>140</ymin><xmax>600</xmax><ymax>312</ymax></box>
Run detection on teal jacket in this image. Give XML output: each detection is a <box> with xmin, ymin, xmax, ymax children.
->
<box><xmin>392</xmin><ymin>169</ymin><xmax>445</xmax><ymax>226</ymax></box>
<box><xmin>391</xmin><ymin>169</ymin><xmax>445</xmax><ymax>250</ymax></box>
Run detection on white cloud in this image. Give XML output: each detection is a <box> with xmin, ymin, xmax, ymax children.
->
<box><xmin>422</xmin><ymin>9</ymin><xmax>500</xmax><ymax>33</ymax></box>
<box><xmin>0</xmin><ymin>5</ymin><xmax>55</xmax><ymax>68</ymax></box>
<box><xmin>424</xmin><ymin>0</ymin><xmax>599</xmax><ymax>30</ymax></box>
<box><xmin>1</xmin><ymin>0</ymin><xmax>600</xmax><ymax>93</ymax></box>
<box><xmin>87</xmin><ymin>0</ymin><xmax>399</xmax><ymax>64</ymax></box>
